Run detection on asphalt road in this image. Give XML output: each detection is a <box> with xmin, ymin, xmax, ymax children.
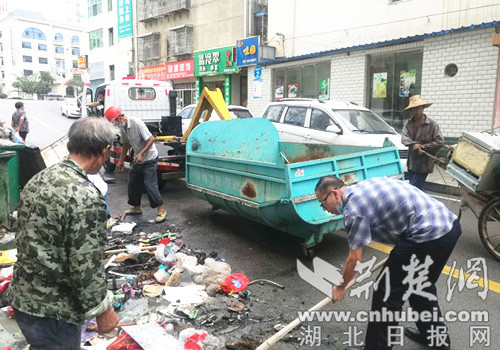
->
<box><xmin>106</xmin><ymin>173</ymin><xmax>500</xmax><ymax>350</ymax></box>
<box><xmin>0</xmin><ymin>99</ymin><xmax>75</xmax><ymax>149</ymax></box>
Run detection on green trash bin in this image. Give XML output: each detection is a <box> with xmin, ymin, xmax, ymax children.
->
<box><xmin>0</xmin><ymin>151</ymin><xmax>16</xmax><ymax>226</ymax></box>
<box><xmin>0</xmin><ymin>143</ymin><xmax>25</xmax><ymax>210</ymax></box>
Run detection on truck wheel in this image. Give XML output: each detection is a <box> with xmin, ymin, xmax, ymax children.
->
<box><xmin>478</xmin><ymin>198</ymin><xmax>500</xmax><ymax>262</ymax></box>
<box><xmin>302</xmin><ymin>246</ymin><xmax>315</xmax><ymax>259</ymax></box>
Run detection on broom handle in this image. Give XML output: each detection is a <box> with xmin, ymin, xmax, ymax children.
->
<box><xmin>256</xmin><ymin>257</ymin><xmax>389</xmax><ymax>350</ymax></box>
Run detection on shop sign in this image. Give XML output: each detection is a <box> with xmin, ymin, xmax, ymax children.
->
<box><xmin>78</xmin><ymin>55</ymin><xmax>88</xmax><ymax>69</ymax></box>
<box><xmin>165</xmin><ymin>59</ymin><xmax>194</xmax><ymax>80</ymax></box>
<box><xmin>254</xmin><ymin>66</ymin><xmax>262</xmax><ymax>79</ymax></box>
<box><xmin>194</xmin><ymin>46</ymin><xmax>237</xmax><ymax>76</ymax></box>
<box><xmin>236</xmin><ymin>36</ymin><xmax>259</xmax><ymax>67</ymax></box>
<box><xmin>138</xmin><ymin>64</ymin><xmax>167</xmax><ymax>81</ymax></box>
<box><xmin>138</xmin><ymin>59</ymin><xmax>195</xmax><ymax>81</ymax></box>
<box><xmin>117</xmin><ymin>0</ymin><xmax>133</xmax><ymax>39</ymax></box>
<box><xmin>319</xmin><ymin>78</ymin><xmax>330</xmax><ymax>100</ymax></box>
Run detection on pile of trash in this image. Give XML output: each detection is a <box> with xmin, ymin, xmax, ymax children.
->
<box><xmin>76</xmin><ymin>219</ymin><xmax>287</xmax><ymax>349</ymax></box>
<box><xmin>0</xmin><ymin>121</ymin><xmax>23</xmax><ymax>145</ymax></box>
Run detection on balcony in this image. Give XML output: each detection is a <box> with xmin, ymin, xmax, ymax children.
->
<box><xmin>167</xmin><ymin>25</ymin><xmax>193</xmax><ymax>58</ymax></box>
<box><xmin>138</xmin><ymin>0</ymin><xmax>190</xmax><ymax>22</ymax></box>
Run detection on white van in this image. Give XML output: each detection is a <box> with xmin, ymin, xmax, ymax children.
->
<box><xmin>262</xmin><ymin>99</ymin><xmax>408</xmax><ymax>170</ymax></box>
<box><xmin>89</xmin><ymin>79</ymin><xmax>173</xmax><ymax>133</ymax></box>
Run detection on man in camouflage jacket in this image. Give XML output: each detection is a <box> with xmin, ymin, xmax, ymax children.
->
<box><xmin>8</xmin><ymin>117</ymin><xmax>119</xmax><ymax>349</ymax></box>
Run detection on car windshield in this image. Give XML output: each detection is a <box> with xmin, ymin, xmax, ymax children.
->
<box><xmin>334</xmin><ymin>109</ymin><xmax>396</xmax><ymax>134</ymax></box>
<box><xmin>229</xmin><ymin>109</ymin><xmax>253</xmax><ymax>119</ymax></box>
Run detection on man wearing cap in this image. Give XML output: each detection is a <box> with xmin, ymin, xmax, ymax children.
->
<box><xmin>104</xmin><ymin>106</ymin><xmax>167</xmax><ymax>223</ymax></box>
<box><xmin>402</xmin><ymin>95</ymin><xmax>444</xmax><ymax>190</ymax></box>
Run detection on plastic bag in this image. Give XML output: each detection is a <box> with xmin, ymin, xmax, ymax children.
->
<box><xmin>220</xmin><ymin>273</ymin><xmax>249</xmax><ymax>294</ymax></box>
<box><xmin>11</xmin><ymin>131</ymin><xmax>24</xmax><ymax>144</ymax></box>
<box><xmin>155</xmin><ymin>243</ymin><xmax>179</xmax><ymax>265</ymax></box>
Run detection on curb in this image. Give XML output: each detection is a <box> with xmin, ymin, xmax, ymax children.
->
<box><xmin>424</xmin><ymin>181</ymin><xmax>461</xmax><ymax>196</ymax></box>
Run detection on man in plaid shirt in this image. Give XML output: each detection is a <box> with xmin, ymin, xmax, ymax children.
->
<box><xmin>315</xmin><ymin>176</ymin><xmax>461</xmax><ymax>350</ymax></box>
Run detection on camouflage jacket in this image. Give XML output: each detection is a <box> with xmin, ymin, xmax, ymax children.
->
<box><xmin>8</xmin><ymin>157</ymin><xmax>110</xmax><ymax>325</ymax></box>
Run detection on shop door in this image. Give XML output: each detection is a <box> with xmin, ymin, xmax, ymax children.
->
<box><xmin>203</xmin><ymin>81</ymin><xmax>225</xmax><ymax>94</ymax></box>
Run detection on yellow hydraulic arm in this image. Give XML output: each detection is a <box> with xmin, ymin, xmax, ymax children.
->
<box><xmin>156</xmin><ymin>87</ymin><xmax>232</xmax><ymax>143</ymax></box>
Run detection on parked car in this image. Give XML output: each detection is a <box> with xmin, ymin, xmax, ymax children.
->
<box><xmin>262</xmin><ymin>99</ymin><xmax>408</xmax><ymax>170</ymax></box>
<box><xmin>60</xmin><ymin>98</ymin><xmax>81</xmax><ymax>118</ymax></box>
<box><xmin>178</xmin><ymin>104</ymin><xmax>253</xmax><ymax>135</ymax></box>
<box><xmin>371</xmin><ymin>109</ymin><xmax>410</xmax><ymax>133</ymax></box>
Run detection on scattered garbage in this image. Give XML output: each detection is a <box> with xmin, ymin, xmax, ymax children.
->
<box><xmin>220</xmin><ymin>273</ymin><xmax>249</xmax><ymax>295</ymax></box>
<box><xmin>111</xmin><ymin>222</ymin><xmax>137</xmax><ymax>234</ymax></box>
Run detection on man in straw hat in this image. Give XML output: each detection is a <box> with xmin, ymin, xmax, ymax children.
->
<box><xmin>402</xmin><ymin>95</ymin><xmax>444</xmax><ymax>190</ymax></box>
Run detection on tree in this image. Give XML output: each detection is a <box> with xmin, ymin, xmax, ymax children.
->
<box><xmin>36</xmin><ymin>71</ymin><xmax>55</xmax><ymax>97</ymax></box>
<box><xmin>12</xmin><ymin>74</ymin><xmax>39</xmax><ymax>98</ymax></box>
<box><xmin>12</xmin><ymin>71</ymin><xmax>55</xmax><ymax>99</ymax></box>
<box><xmin>65</xmin><ymin>74</ymin><xmax>85</xmax><ymax>96</ymax></box>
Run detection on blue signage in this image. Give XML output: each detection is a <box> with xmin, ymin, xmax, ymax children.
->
<box><xmin>118</xmin><ymin>0</ymin><xmax>133</xmax><ymax>39</ymax></box>
<box><xmin>254</xmin><ymin>66</ymin><xmax>262</xmax><ymax>79</ymax></box>
<box><xmin>236</xmin><ymin>36</ymin><xmax>259</xmax><ymax>67</ymax></box>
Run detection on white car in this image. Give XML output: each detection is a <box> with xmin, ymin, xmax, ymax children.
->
<box><xmin>60</xmin><ymin>98</ymin><xmax>81</xmax><ymax>118</ymax></box>
<box><xmin>262</xmin><ymin>99</ymin><xmax>408</xmax><ymax>170</ymax></box>
<box><xmin>178</xmin><ymin>104</ymin><xmax>253</xmax><ymax>135</ymax></box>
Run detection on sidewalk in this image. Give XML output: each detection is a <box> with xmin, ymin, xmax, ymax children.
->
<box><xmin>424</xmin><ymin>166</ymin><xmax>461</xmax><ymax>196</ymax></box>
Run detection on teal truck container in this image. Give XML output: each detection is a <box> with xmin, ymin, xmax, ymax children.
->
<box><xmin>185</xmin><ymin>118</ymin><xmax>404</xmax><ymax>254</ymax></box>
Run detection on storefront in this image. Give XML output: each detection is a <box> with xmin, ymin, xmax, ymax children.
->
<box><xmin>271</xmin><ymin>61</ymin><xmax>331</xmax><ymax>101</ymax></box>
<box><xmin>137</xmin><ymin>59</ymin><xmax>195</xmax><ymax>109</ymax></box>
<box><xmin>194</xmin><ymin>45</ymin><xmax>238</xmax><ymax>105</ymax></box>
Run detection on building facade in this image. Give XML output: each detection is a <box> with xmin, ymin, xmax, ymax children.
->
<box><xmin>0</xmin><ymin>10</ymin><xmax>87</xmax><ymax>97</ymax></box>
<box><xmin>247</xmin><ymin>0</ymin><xmax>500</xmax><ymax>137</ymax></box>
<box><xmin>136</xmin><ymin>0</ymin><xmax>268</xmax><ymax>108</ymax></box>
<box><xmin>85</xmin><ymin>0</ymin><xmax>134</xmax><ymax>92</ymax></box>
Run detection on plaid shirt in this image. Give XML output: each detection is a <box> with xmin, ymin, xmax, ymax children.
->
<box><xmin>343</xmin><ymin>177</ymin><xmax>456</xmax><ymax>250</ymax></box>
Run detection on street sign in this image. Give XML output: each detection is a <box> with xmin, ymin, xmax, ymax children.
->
<box><xmin>118</xmin><ymin>0</ymin><xmax>133</xmax><ymax>39</ymax></box>
<box><xmin>254</xmin><ymin>66</ymin><xmax>262</xmax><ymax>79</ymax></box>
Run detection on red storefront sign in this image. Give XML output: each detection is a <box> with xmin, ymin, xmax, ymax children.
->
<box><xmin>165</xmin><ymin>59</ymin><xmax>194</xmax><ymax>80</ymax></box>
<box><xmin>138</xmin><ymin>59</ymin><xmax>194</xmax><ymax>81</ymax></box>
<box><xmin>138</xmin><ymin>64</ymin><xmax>167</xmax><ymax>80</ymax></box>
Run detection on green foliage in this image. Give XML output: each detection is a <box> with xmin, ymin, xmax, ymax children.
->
<box><xmin>12</xmin><ymin>71</ymin><xmax>56</xmax><ymax>98</ymax></box>
<box><xmin>65</xmin><ymin>74</ymin><xmax>85</xmax><ymax>94</ymax></box>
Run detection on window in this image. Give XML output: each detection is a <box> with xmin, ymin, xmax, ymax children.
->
<box><xmin>39</xmin><ymin>57</ymin><xmax>48</xmax><ymax>64</ymax></box>
<box><xmin>366</xmin><ymin>50</ymin><xmax>423</xmax><ymax>132</ymax></box>
<box><xmin>108</xmin><ymin>27</ymin><xmax>114</xmax><ymax>46</ymax></box>
<box><xmin>23</xmin><ymin>70</ymin><xmax>33</xmax><ymax>76</ymax></box>
<box><xmin>128</xmin><ymin>87</ymin><xmax>156</xmax><ymax>100</ymax></box>
<box><xmin>272</xmin><ymin>62</ymin><xmax>331</xmax><ymax>101</ymax></box>
<box><xmin>263</xmin><ymin>105</ymin><xmax>285</xmax><ymax>122</ymax></box>
<box><xmin>23</xmin><ymin>55</ymin><xmax>32</xmax><ymax>63</ymax></box>
<box><xmin>71</xmin><ymin>35</ymin><xmax>80</xmax><ymax>45</ymax></box>
<box><xmin>54</xmin><ymin>33</ymin><xmax>63</xmax><ymax>42</ymax></box>
<box><xmin>283</xmin><ymin>107</ymin><xmax>307</xmax><ymax>127</ymax></box>
<box><xmin>22</xmin><ymin>42</ymin><xmax>32</xmax><ymax>49</ymax></box>
<box><xmin>23</xmin><ymin>27</ymin><xmax>46</xmax><ymax>40</ymax></box>
<box><xmin>55</xmin><ymin>46</ymin><xmax>64</xmax><ymax>54</ymax></box>
<box><xmin>72</xmin><ymin>48</ymin><xmax>80</xmax><ymax>56</ymax></box>
<box><xmin>89</xmin><ymin>29</ymin><xmax>103</xmax><ymax>50</ymax></box>
<box><xmin>72</xmin><ymin>60</ymin><xmax>78</xmax><ymax>68</ymax></box>
<box><xmin>109</xmin><ymin>64</ymin><xmax>115</xmax><ymax>81</ymax></box>
<box><xmin>310</xmin><ymin>109</ymin><xmax>333</xmax><ymax>131</ymax></box>
<box><xmin>88</xmin><ymin>0</ymin><xmax>102</xmax><ymax>17</ymax></box>
<box><xmin>108</xmin><ymin>0</ymin><xmax>112</xmax><ymax>11</ymax></box>
<box><xmin>56</xmin><ymin>59</ymin><xmax>65</xmax><ymax>70</ymax></box>
<box><xmin>38</xmin><ymin>43</ymin><xmax>47</xmax><ymax>51</ymax></box>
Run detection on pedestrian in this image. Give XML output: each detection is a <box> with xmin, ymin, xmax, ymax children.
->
<box><xmin>104</xmin><ymin>105</ymin><xmax>167</xmax><ymax>223</ymax></box>
<box><xmin>11</xmin><ymin>101</ymin><xmax>29</xmax><ymax>141</ymax></box>
<box><xmin>315</xmin><ymin>175</ymin><xmax>461</xmax><ymax>350</ymax></box>
<box><xmin>402</xmin><ymin>95</ymin><xmax>444</xmax><ymax>190</ymax></box>
<box><xmin>8</xmin><ymin>117</ymin><xmax>119</xmax><ymax>349</ymax></box>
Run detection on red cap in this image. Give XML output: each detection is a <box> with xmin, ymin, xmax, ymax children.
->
<box><xmin>104</xmin><ymin>106</ymin><xmax>123</xmax><ymax>122</ymax></box>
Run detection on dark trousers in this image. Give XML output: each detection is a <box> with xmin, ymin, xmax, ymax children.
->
<box><xmin>128</xmin><ymin>158</ymin><xmax>163</xmax><ymax>208</ymax></box>
<box><xmin>19</xmin><ymin>131</ymin><xmax>28</xmax><ymax>141</ymax></box>
<box><xmin>365</xmin><ymin>220</ymin><xmax>462</xmax><ymax>350</ymax></box>
<box><xmin>408</xmin><ymin>170</ymin><xmax>428</xmax><ymax>190</ymax></box>
<box><xmin>13</xmin><ymin>308</ymin><xmax>80</xmax><ymax>350</ymax></box>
